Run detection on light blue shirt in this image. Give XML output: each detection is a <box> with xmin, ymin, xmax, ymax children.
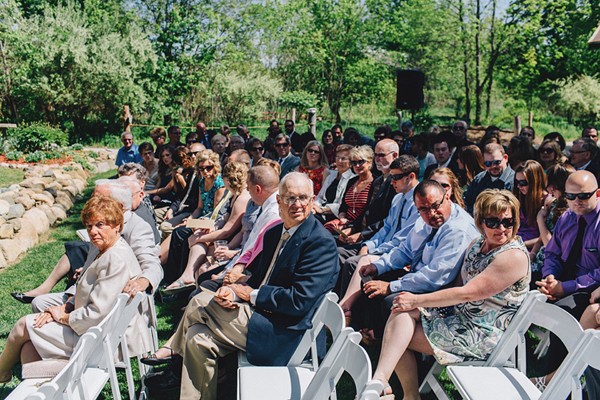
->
<box><xmin>364</xmin><ymin>188</ymin><xmax>418</xmax><ymax>253</ymax></box>
<box><xmin>115</xmin><ymin>143</ymin><xmax>142</xmax><ymax>166</ymax></box>
<box><xmin>375</xmin><ymin>202</ymin><xmax>479</xmax><ymax>293</ymax></box>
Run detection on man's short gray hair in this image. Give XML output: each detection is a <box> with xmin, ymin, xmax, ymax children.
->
<box><xmin>279</xmin><ymin>172</ymin><xmax>314</xmax><ymax>196</ymax></box>
<box><xmin>118</xmin><ymin>162</ymin><xmax>148</xmax><ymax>183</ymax></box>
<box><xmin>95</xmin><ymin>179</ymin><xmax>132</xmax><ymax>211</ymax></box>
<box><xmin>121</xmin><ymin>131</ymin><xmax>133</xmax><ymax>140</ymax></box>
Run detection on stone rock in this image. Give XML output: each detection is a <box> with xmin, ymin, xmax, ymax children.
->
<box><xmin>37</xmin><ymin>204</ymin><xmax>57</xmax><ymax>225</ymax></box>
<box><xmin>55</xmin><ymin>192</ymin><xmax>73</xmax><ymax>210</ymax></box>
<box><xmin>15</xmin><ymin>195</ymin><xmax>35</xmax><ymax>210</ymax></box>
<box><xmin>9</xmin><ymin>218</ymin><xmax>21</xmax><ymax>232</ymax></box>
<box><xmin>72</xmin><ymin>179</ymin><xmax>86</xmax><ymax>192</ymax></box>
<box><xmin>44</xmin><ymin>188</ymin><xmax>58</xmax><ymax>198</ymax></box>
<box><xmin>0</xmin><ymin>191</ymin><xmax>16</xmax><ymax>204</ymax></box>
<box><xmin>0</xmin><ymin>199</ymin><xmax>9</xmax><ymax>215</ymax></box>
<box><xmin>19</xmin><ymin>178</ymin><xmax>46</xmax><ymax>190</ymax></box>
<box><xmin>0</xmin><ymin>251</ymin><xmax>6</xmax><ymax>269</ymax></box>
<box><xmin>0</xmin><ymin>239</ymin><xmax>22</xmax><ymax>263</ymax></box>
<box><xmin>15</xmin><ymin>218</ymin><xmax>38</xmax><ymax>252</ymax></box>
<box><xmin>0</xmin><ymin>224</ymin><xmax>14</xmax><ymax>239</ymax></box>
<box><xmin>0</xmin><ymin>216</ymin><xmax>5</xmax><ymax>225</ymax></box>
<box><xmin>7</xmin><ymin>203</ymin><xmax>25</xmax><ymax>219</ymax></box>
<box><xmin>23</xmin><ymin>208</ymin><xmax>50</xmax><ymax>235</ymax></box>
<box><xmin>64</xmin><ymin>185</ymin><xmax>79</xmax><ymax>197</ymax></box>
<box><xmin>51</xmin><ymin>206</ymin><xmax>67</xmax><ymax>222</ymax></box>
<box><xmin>57</xmin><ymin>178</ymin><xmax>74</xmax><ymax>187</ymax></box>
<box><xmin>31</xmin><ymin>192</ymin><xmax>54</xmax><ymax>206</ymax></box>
<box><xmin>42</xmin><ymin>169</ymin><xmax>57</xmax><ymax>178</ymax></box>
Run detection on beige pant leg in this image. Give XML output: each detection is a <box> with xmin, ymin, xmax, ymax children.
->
<box><xmin>178</xmin><ymin>299</ymin><xmax>253</xmax><ymax>400</ymax></box>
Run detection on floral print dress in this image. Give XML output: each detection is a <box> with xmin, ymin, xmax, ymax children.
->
<box><xmin>421</xmin><ymin>236</ymin><xmax>530</xmax><ymax>365</ymax></box>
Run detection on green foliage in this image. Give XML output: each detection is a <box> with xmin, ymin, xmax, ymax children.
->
<box><xmin>278</xmin><ymin>90</ymin><xmax>319</xmax><ymax>111</ymax></box>
<box><xmin>23</xmin><ymin>150</ymin><xmax>46</xmax><ymax>162</ymax></box>
<box><xmin>69</xmin><ymin>143</ymin><xmax>84</xmax><ymax>151</ymax></box>
<box><xmin>4</xmin><ymin>150</ymin><xmax>23</xmax><ymax>161</ymax></box>
<box><xmin>8</xmin><ymin>123</ymin><xmax>68</xmax><ymax>153</ymax></box>
<box><xmin>553</xmin><ymin>75</ymin><xmax>600</xmax><ymax>124</ymax></box>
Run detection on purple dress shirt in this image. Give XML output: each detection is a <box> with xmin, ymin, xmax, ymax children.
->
<box><xmin>542</xmin><ymin>201</ymin><xmax>600</xmax><ymax>295</ymax></box>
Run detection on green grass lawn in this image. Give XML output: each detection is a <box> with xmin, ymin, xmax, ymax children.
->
<box><xmin>0</xmin><ymin>167</ymin><xmax>25</xmax><ymax>188</ymax></box>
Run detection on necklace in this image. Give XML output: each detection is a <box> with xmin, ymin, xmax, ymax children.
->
<box><xmin>351</xmin><ymin>178</ymin><xmax>371</xmax><ymax>214</ymax></box>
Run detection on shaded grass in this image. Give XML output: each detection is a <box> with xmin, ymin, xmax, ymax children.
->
<box><xmin>0</xmin><ymin>167</ymin><xmax>25</xmax><ymax>188</ymax></box>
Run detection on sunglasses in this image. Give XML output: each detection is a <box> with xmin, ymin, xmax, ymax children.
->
<box><xmin>350</xmin><ymin>159</ymin><xmax>366</xmax><ymax>167</ymax></box>
<box><xmin>564</xmin><ymin>189</ymin><xmax>598</xmax><ymax>201</ymax></box>
<box><xmin>391</xmin><ymin>171</ymin><xmax>411</xmax><ymax>181</ymax></box>
<box><xmin>484</xmin><ymin>160</ymin><xmax>502</xmax><ymax>168</ymax></box>
<box><xmin>374</xmin><ymin>151</ymin><xmax>393</xmax><ymax>158</ymax></box>
<box><xmin>252</xmin><ymin>147</ymin><xmax>264</xmax><ymax>152</ymax></box>
<box><xmin>438</xmin><ymin>182</ymin><xmax>451</xmax><ymax>189</ymax></box>
<box><xmin>307</xmin><ymin>149</ymin><xmax>320</xmax><ymax>154</ymax></box>
<box><xmin>516</xmin><ymin>179</ymin><xmax>529</xmax><ymax>187</ymax></box>
<box><xmin>197</xmin><ymin>165</ymin><xmax>214</xmax><ymax>173</ymax></box>
<box><xmin>275</xmin><ymin>143</ymin><xmax>290</xmax><ymax>148</ymax></box>
<box><xmin>539</xmin><ymin>148</ymin><xmax>554</xmax><ymax>155</ymax></box>
<box><xmin>483</xmin><ymin>217</ymin><xmax>515</xmax><ymax>229</ymax></box>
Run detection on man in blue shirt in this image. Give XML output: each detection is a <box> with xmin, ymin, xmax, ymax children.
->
<box><xmin>341</xmin><ymin>180</ymin><xmax>479</xmax><ymax>337</ymax></box>
<box><xmin>115</xmin><ymin>131</ymin><xmax>142</xmax><ymax>166</ymax></box>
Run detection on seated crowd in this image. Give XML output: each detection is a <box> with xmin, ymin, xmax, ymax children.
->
<box><xmin>4</xmin><ymin>120</ymin><xmax>600</xmax><ymax>399</ymax></box>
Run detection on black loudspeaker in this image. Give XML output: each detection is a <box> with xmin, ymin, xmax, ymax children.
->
<box><xmin>396</xmin><ymin>69</ymin><xmax>425</xmax><ymax>110</ymax></box>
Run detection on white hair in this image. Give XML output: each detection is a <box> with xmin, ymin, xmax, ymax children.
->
<box><xmin>95</xmin><ymin>179</ymin><xmax>132</xmax><ymax>211</ymax></box>
<box><xmin>279</xmin><ymin>172</ymin><xmax>314</xmax><ymax>196</ymax></box>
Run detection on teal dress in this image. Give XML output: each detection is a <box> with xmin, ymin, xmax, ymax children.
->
<box><xmin>421</xmin><ymin>237</ymin><xmax>530</xmax><ymax>364</ymax></box>
<box><xmin>199</xmin><ymin>174</ymin><xmax>224</xmax><ymax>217</ymax></box>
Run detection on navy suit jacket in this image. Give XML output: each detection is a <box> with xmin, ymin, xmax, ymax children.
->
<box><xmin>245</xmin><ymin>214</ymin><xmax>339</xmax><ymax>365</ymax></box>
<box><xmin>280</xmin><ymin>155</ymin><xmax>301</xmax><ymax>178</ymax></box>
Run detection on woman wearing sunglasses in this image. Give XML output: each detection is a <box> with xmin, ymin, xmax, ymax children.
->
<box><xmin>529</xmin><ymin>163</ymin><xmax>575</xmax><ymax>284</ymax></box>
<box><xmin>370</xmin><ymin>189</ymin><xmax>529</xmax><ymax>399</ymax></box>
<box><xmin>428</xmin><ymin>167</ymin><xmax>466</xmax><ymax>209</ymax></box>
<box><xmin>513</xmin><ymin>160</ymin><xmax>548</xmax><ymax>250</ymax></box>
<box><xmin>324</xmin><ymin>145</ymin><xmax>373</xmax><ymax>237</ymax></box>
<box><xmin>537</xmin><ymin>139</ymin><xmax>564</xmax><ymax>172</ymax></box>
<box><xmin>296</xmin><ymin>140</ymin><xmax>330</xmax><ymax>195</ymax></box>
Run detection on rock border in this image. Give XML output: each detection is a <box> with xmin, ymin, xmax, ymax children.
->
<box><xmin>0</xmin><ymin>149</ymin><xmax>115</xmax><ymax>269</ymax></box>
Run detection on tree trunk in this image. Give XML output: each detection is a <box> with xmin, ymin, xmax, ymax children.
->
<box><xmin>474</xmin><ymin>0</ymin><xmax>482</xmax><ymax>125</ymax></box>
<box><xmin>458</xmin><ymin>0</ymin><xmax>471</xmax><ymax>122</ymax></box>
<box><xmin>485</xmin><ymin>0</ymin><xmax>497</xmax><ymax>119</ymax></box>
<box><xmin>0</xmin><ymin>40</ymin><xmax>18</xmax><ymax>120</ymax></box>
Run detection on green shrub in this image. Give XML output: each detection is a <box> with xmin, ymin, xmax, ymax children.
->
<box><xmin>8</xmin><ymin>123</ymin><xmax>69</xmax><ymax>153</ymax></box>
<box><xmin>69</xmin><ymin>143</ymin><xmax>84</xmax><ymax>151</ymax></box>
<box><xmin>24</xmin><ymin>151</ymin><xmax>47</xmax><ymax>163</ymax></box>
<box><xmin>73</xmin><ymin>154</ymin><xmax>92</xmax><ymax>171</ymax></box>
<box><xmin>5</xmin><ymin>151</ymin><xmax>23</xmax><ymax>161</ymax></box>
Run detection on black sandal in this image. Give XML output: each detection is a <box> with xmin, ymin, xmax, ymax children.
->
<box><xmin>11</xmin><ymin>292</ymin><xmax>35</xmax><ymax>304</ymax></box>
<box><xmin>141</xmin><ymin>346</ymin><xmax>176</xmax><ymax>366</ymax></box>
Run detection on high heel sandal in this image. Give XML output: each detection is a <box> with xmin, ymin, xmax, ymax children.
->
<box><xmin>140</xmin><ymin>346</ymin><xmax>176</xmax><ymax>366</ymax></box>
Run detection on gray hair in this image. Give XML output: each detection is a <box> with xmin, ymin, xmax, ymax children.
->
<box><xmin>279</xmin><ymin>172</ymin><xmax>314</xmax><ymax>196</ymax></box>
<box><xmin>117</xmin><ymin>175</ymin><xmax>142</xmax><ymax>193</ymax></box>
<box><xmin>121</xmin><ymin>131</ymin><xmax>133</xmax><ymax>140</ymax></box>
<box><xmin>95</xmin><ymin>179</ymin><xmax>132</xmax><ymax>211</ymax></box>
<box><xmin>117</xmin><ymin>162</ymin><xmax>148</xmax><ymax>183</ymax></box>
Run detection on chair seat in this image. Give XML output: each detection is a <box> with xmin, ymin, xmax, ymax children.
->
<box><xmin>447</xmin><ymin>366</ymin><xmax>542</xmax><ymax>400</ymax></box>
<box><xmin>73</xmin><ymin>367</ymin><xmax>110</xmax><ymax>400</ymax></box>
<box><xmin>5</xmin><ymin>378</ymin><xmax>50</xmax><ymax>400</ymax></box>
<box><xmin>238</xmin><ymin>366</ymin><xmax>316</xmax><ymax>400</ymax></box>
<box><xmin>22</xmin><ymin>359</ymin><xmax>69</xmax><ymax>379</ymax></box>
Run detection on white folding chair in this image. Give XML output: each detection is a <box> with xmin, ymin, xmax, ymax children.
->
<box><xmin>419</xmin><ymin>290</ymin><xmax>547</xmax><ymax>399</ymax></box>
<box><xmin>133</xmin><ymin>293</ymin><xmax>160</xmax><ymax>400</ymax></box>
<box><xmin>238</xmin><ymin>331</ymin><xmax>382</xmax><ymax>400</ymax></box>
<box><xmin>238</xmin><ymin>292</ymin><xmax>345</xmax><ymax>370</ymax></box>
<box><xmin>446</xmin><ymin>296</ymin><xmax>590</xmax><ymax>400</ymax></box>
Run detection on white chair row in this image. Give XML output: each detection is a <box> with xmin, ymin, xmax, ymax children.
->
<box><xmin>237</xmin><ymin>292</ymin><xmax>383</xmax><ymax>399</ymax></box>
<box><xmin>8</xmin><ymin>292</ymin><xmax>145</xmax><ymax>400</ymax></box>
<box><xmin>447</xmin><ymin>294</ymin><xmax>600</xmax><ymax>400</ymax></box>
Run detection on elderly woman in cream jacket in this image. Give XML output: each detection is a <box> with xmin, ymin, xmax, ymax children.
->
<box><xmin>0</xmin><ymin>196</ymin><xmax>149</xmax><ymax>383</ymax></box>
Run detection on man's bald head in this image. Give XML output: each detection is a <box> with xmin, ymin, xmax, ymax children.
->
<box><xmin>565</xmin><ymin>170</ymin><xmax>600</xmax><ymax>216</ymax></box>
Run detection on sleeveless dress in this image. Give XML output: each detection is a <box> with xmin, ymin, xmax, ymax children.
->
<box><xmin>199</xmin><ymin>174</ymin><xmax>225</xmax><ymax>217</ymax></box>
<box><xmin>299</xmin><ymin>165</ymin><xmax>326</xmax><ymax>195</ymax></box>
<box><xmin>421</xmin><ymin>236</ymin><xmax>530</xmax><ymax>365</ymax></box>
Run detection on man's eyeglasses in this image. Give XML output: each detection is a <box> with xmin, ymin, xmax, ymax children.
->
<box><xmin>197</xmin><ymin>165</ymin><xmax>214</xmax><ymax>173</ymax></box>
<box><xmin>483</xmin><ymin>217</ymin><xmax>515</xmax><ymax>229</ymax></box>
<box><xmin>516</xmin><ymin>179</ymin><xmax>529</xmax><ymax>187</ymax></box>
<box><xmin>275</xmin><ymin>143</ymin><xmax>290</xmax><ymax>148</ymax></box>
<box><xmin>252</xmin><ymin>147</ymin><xmax>264</xmax><ymax>152</ymax></box>
<box><xmin>417</xmin><ymin>196</ymin><xmax>445</xmax><ymax>214</ymax></box>
<box><xmin>391</xmin><ymin>171</ymin><xmax>411</xmax><ymax>181</ymax></box>
<box><xmin>564</xmin><ymin>189</ymin><xmax>598</xmax><ymax>201</ymax></box>
<box><xmin>280</xmin><ymin>195</ymin><xmax>312</xmax><ymax>206</ymax></box>
<box><xmin>350</xmin><ymin>159</ymin><xmax>366</xmax><ymax>167</ymax></box>
<box><xmin>190</xmin><ymin>151</ymin><xmax>201</xmax><ymax>156</ymax></box>
<box><xmin>484</xmin><ymin>160</ymin><xmax>502</xmax><ymax>168</ymax></box>
<box><xmin>374</xmin><ymin>151</ymin><xmax>393</xmax><ymax>158</ymax></box>
<box><xmin>570</xmin><ymin>150</ymin><xmax>588</xmax><ymax>155</ymax></box>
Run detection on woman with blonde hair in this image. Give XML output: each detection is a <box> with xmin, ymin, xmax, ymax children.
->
<box><xmin>163</xmin><ymin>161</ymin><xmax>250</xmax><ymax>293</ymax></box>
<box><xmin>371</xmin><ymin>189</ymin><xmax>529</xmax><ymax>399</ymax></box>
<box><xmin>513</xmin><ymin>160</ymin><xmax>547</xmax><ymax>249</ymax></box>
<box><xmin>428</xmin><ymin>167</ymin><xmax>466</xmax><ymax>209</ymax></box>
<box><xmin>296</xmin><ymin>140</ymin><xmax>330</xmax><ymax>194</ymax></box>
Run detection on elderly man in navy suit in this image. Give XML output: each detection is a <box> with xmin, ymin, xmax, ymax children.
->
<box><xmin>159</xmin><ymin>172</ymin><xmax>338</xmax><ymax>399</ymax></box>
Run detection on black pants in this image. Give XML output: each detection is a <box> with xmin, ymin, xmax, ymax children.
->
<box><xmin>164</xmin><ymin>225</ymin><xmax>194</xmax><ymax>285</ymax></box>
<box><xmin>334</xmin><ymin>243</ymin><xmax>362</xmax><ymax>296</ymax></box>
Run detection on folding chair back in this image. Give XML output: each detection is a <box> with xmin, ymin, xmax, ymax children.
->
<box><xmin>32</xmin><ymin>329</ymin><xmax>103</xmax><ymax>400</ymax></box>
<box><xmin>286</xmin><ymin>292</ymin><xmax>345</xmax><ymax>369</ymax></box>
<box><xmin>302</xmin><ymin>331</ymin><xmax>379</xmax><ymax>400</ymax></box>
